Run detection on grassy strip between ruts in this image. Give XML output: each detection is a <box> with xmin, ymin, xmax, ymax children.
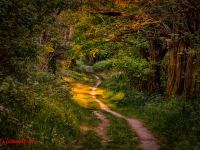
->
<box><xmin>102</xmin><ymin>111</ymin><xmax>141</xmax><ymax>150</ymax></box>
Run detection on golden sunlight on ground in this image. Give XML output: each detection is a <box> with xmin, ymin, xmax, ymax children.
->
<box><xmin>63</xmin><ymin>76</ymin><xmax>124</xmax><ymax>109</ymax></box>
<box><xmin>94</xmin><ymin>88</ymin><xmax>105</xmax><ymax>97</ymax></box>
<box><xmin>63</xmin><ymin>77</ymin><xmax>74</xmax><ymax>83</ymax></box>
<box><xmin>104</xmin><ymin>91</ymin><xmax>124</xmax><ymax>101</ymax></box>
<box><xmin>63</xmin><ymin>77</ymin><xmax>103</xmax><ymax>109</ymax></box>
<box><xmin>73</xmin><ymin>83</ymin><xmax>92</xmax><ymax>94</ymax></box>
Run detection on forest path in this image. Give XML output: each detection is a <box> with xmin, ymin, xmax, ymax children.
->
<box><xmin>80</xmin><ymin>110</ymin><xmax>110</xmax><ymax>146</ymax></box>
<box><xmin>91</xmin><ymin>75</ymin><xmax>159</xmax><ymax>150</ymax></box>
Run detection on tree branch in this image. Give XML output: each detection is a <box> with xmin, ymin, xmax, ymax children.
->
<box><xmin>188</xmin><ymin>0</ymin><xmax>200</xmax><ymax>11</ymax></box>
<box><xmin>83</xmin><ymin>7</ymin><xmax>131</xmax><ymax>17</ymax></box>
<box><xmin>105</xmin><ymin>39</ymin><xmax>134</xmax><ymax>45</ymax></box>
<box><xmin>140</xmin><ymin>29</ymin><xmax>158</xmax><ymax>40</ymax></box>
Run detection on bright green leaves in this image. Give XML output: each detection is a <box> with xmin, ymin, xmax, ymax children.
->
<box><xmin>70</xmin><ymin>45</ymin><xmax>84</xmax><ymax>58</ymax></box>
<box><xmin>44</xmin><ymin>45</ymin><xmax>55</xmax><ymax>53</ymax></box>
<box><xmin>111</xmin><ymin>57</ymin><xmax>153</xmax><ymax>86</ymax></box>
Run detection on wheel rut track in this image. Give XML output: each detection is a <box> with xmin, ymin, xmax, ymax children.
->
<box><xmin>91</xmin><ymin>75</ymin><xmax>159</xmax><ymax>150</ymax></box>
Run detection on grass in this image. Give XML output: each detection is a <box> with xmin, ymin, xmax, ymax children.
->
<box><xmin>62</xmin><ymin>70</ymin><xmax>100</xmax><ymax>110</ymax></box>
<box><xmin>81</xmin><ymin>130</ymin><xmax>102</xmax><ymax>150</ymax></box>
<box><xmin>96</xmin><ymin>72</ymin><xmax>200</xmax><ymax>150</ymax></box>
<box><xmin>65</xmin><ymin>69</ymin><xmax>141</xmax><ymax>150</ymax></box>
<box><xmin>0</xmin><ymin>70</ymin><xmax>103</xmax><ymax>150</ymax></box>
<box><xmin>103</xmin><ymin>112</ymin><xmax>141</xmax><ymax>150</ymax></box>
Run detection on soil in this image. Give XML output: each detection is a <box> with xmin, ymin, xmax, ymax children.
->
<box><xmin>93</xmin><ymin>111</ymin><xmax>110</xmax><ymax>145</ymax></box>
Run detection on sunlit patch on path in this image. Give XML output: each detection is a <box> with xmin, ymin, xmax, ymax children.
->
<box><xmin>64</xmin><ymin>76</ymin><xmax>110</xmax><ymax>147</ymax></box>
<box><xmin>92</xmin><ymin>75</ymin><xmax>159</xmax><ymax>150</ymax></box>
<box><xmin>64</xmin><ymin>77</ymin><xmax>96</xmax><ymax>108</ymax></box>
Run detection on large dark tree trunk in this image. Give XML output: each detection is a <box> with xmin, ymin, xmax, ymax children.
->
<box><xmin>166</xmin><ymin>39</ymin><xmax>200</xmax><ymax>98</ymax></box>
<box><xmin>165</xmin><ymin>3</ymin><xmax>200</xmax><ymax>98</ymax></box>
<box><xmin>183</xmin><ymin>54</ymin><xmax>197</xmax><ymax>97</ymax></box>
<box><xmin>166</xmin><ymin>40</ymin><xmax>186</xmax><ymax>97</ymax></box>
<box><xmin>141</xmin><ymin>40</ymin><xmax>167</xmax><ymax>93</ymax></box>
<box><xmin>194</xmin><ymin>54</ymin><xmax>200</xmax><ymax>98</ymax></box>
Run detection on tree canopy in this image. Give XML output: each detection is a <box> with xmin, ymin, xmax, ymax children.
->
<box><xmin>0</xmin><ymin>0</ymin><xmax>82</xmax><ymax>79</ymax></box>
<box><xmin>71</xmin><ymin>0</ymin><xmax>200</xmax><ymax>98</ymax></box>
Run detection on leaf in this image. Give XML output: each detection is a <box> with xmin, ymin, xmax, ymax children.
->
<box><xmin>44</xmin><ymin>46</ymin><xmax>55</xmax><ymax>53</ymax></box>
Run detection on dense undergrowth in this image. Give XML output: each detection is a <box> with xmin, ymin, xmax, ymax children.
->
<box><xmin>96</xmin><ymin>71</ymin><xmax>200</xmax><ymax>150</ymax></box>
<box><xmin>0</xmin><ymin>66</ymin><xmax>142</xmax><ymax>150</ymax></box>
<box><xmin>0</xmin><ymin>70</ymin><xmax>99</xmax><ymax>149</ymax></box>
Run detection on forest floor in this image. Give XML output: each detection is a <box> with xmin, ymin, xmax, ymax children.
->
<box><xmin>67</xmin><ymin>68</ymin><xmax>160</xmax><ymax>150</ymax></box>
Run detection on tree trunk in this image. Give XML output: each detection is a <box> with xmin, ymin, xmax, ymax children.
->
<box><xmin>48</xmin><ymin>52</ymin><xmax>56</xmax><ymax>74</ymax></box>
<box><xmin>183</xmin><ymin>53</ymin><xmax>197</xmax><ymax>97</ymax></box>
<box><xmin>141</xmin><ymin>40</ymin><xmax>167</xmax><ymax>92</ymax></box>
<box><xmin>68</xmin><ymin>59</ymin><xmax>76</xmax><ymax>69</ymax></box>
<box><xmin>166</xmin><ymin>40</ymin><xmax>186</xmax><ymax>97</ymax></box>
<box><xmin>194</xmin><ymin>54</ymin><xmax>200</xmax><ymax>98</ymax></box>
<box><xmin>166</xmin><ymin>39</ymin><xmax>200</xmax><ymax>98</ymax></box>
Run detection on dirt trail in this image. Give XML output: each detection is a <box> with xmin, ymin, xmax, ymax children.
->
<box><xmin>80</xmin><ymin>111</ymin><xmax>110</xmax><ymax>146</ymax></box>
<box><xmin>93</xmin><ymin>111</ymin><xmax>110</xmax><ymax>145</ymax></box>
<box><xmin>91</xmin><ymin>75</ymin><xmax>159</xmax><ymax>150</ymax></box>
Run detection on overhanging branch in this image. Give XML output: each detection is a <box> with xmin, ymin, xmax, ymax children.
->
<box><xmin>83</xmin><ymin>7</ymin><xmax>131</xmax><ymax>17</ymax></box>
<box><xmin>105</xmin><ymin>39</ymin><xmax>134</xmax><ymax>45</ymax></box>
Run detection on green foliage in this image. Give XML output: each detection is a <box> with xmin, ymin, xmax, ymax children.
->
<box><xmin>72</xmin><ymin>10</ymin><xmax>136</xmax><ymax>62</ymax></box>
<box><xmin>92</xmin><ymin>58</ymin><xmax>152</xmax><ymax>89</ymax></box>
<box><xmin>0</xmin><ymin>71</ymin><xmax>87</xmax><ymax>149</ymax></box>
<box><xmin>111</xmin><ymin>57</ymin><xmax>152</xmax><ymax>88</ymax></box>
<box><xmin>93</xmin><ymin>60</ymin><xmax>113</xmax><ymax>72</ymax></box>
<box><xmin>74</xmin><ymin>60</ymin><xmax>94</xmax><ymax>73</ymax></box>
<box><xmin>0</xmin><ymin>6</ymin><xmax>84</xmax><ymax>148</ymax></box>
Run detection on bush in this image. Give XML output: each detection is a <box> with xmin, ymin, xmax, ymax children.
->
<box><xmin>74</xmin><ymin>60</ymin><xmax>93</xmax><ymax>73</ymax></box>
<box><xmin>0</xmin><ymin>72</ymin><xmax>82</xmax><ymax>149</ymax></box>
<box><xmin>142</xmin><ymin>97</ymin><xmax>200</xmax><ymax>150</ymax></box>
<box><xmin>92</xmin><ymin>60</ymin><xmax>113</xmax><ymax>72</ymax></box>
<box><xmin>111</xmin><ymin>57</ymin><xmax>152</xmax><ymax>86</ymax></box>
<box><xmin>0</xmin><ymin>76</ymin><xmax>44</xmax><ymax>139</ymax></box>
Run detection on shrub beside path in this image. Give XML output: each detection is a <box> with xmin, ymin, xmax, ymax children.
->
<box><xmin>91</xmin><ymin>75</ymin><xmax>159</xmax><ymax>150</ymax></box>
